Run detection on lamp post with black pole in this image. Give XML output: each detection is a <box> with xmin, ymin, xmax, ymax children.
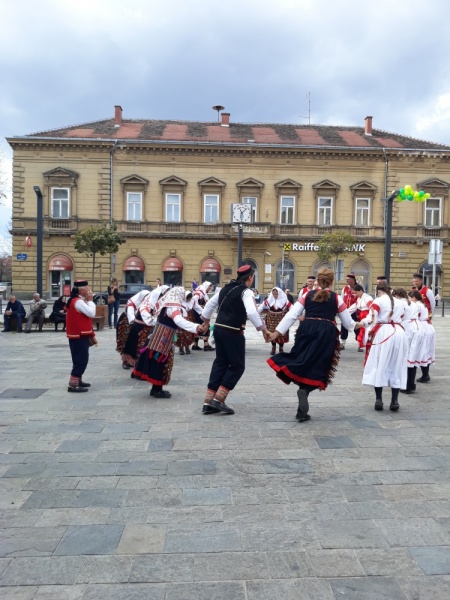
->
<box><xmin>33</xmin><ymin>186</ymin><xmax>43</xmax><ymax>296</ymax></box>
<box><xmin>382</xmin><ymin>189</ymin><xmax>400</xmax><ymax>283</ymax></box>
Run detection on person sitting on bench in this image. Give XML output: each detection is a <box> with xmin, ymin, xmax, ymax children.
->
<box><xmin>24</xmin><ymin>293</ymin><xmax>47</xmax><ymax>333</ymax></box>
<box><xmin>49</xmin><ymin>295</ymin><xmax>67</xmax><ymax>331</ymax></box>
<box><xmin>2</xmin><ymin>295</ymin><xmax>26</xmax><ymax>332</ymax></box>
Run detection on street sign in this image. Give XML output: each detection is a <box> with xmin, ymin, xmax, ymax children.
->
<box><xmin>16</xmin><ymin>253</ymin><xmax>28</xmax><ymax>261</ymax></box>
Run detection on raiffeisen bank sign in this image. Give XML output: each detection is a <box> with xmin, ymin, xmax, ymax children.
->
<box><xmin>283</xmin><ymin>242</ymin><xmax>366</xmax><ymax>252</ymax></box>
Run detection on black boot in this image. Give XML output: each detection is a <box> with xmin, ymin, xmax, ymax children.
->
<box><xmin>296</xmin><ymin>387</ymin><xmax>311</xmax><ymax>422</ymax></box>
<box><xmin>401</xmin><ymin>367</ymin><xmax>416</xmax><ymax>394</ymax></box>
<box><xmin>417</xmin><ymin>365</ymin><xmax>430</xmax><ymax>383</ymax></box>
<box><xmin>374</xmin><ymin>387</ymin><xmax>383</xmax><ymax>411</ymax></box>
<box><xmin>390</xmin><ymin>388</ymin><xmax>400</xmax><ymax>411</ymax></box>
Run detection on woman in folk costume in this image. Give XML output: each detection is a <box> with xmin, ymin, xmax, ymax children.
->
<box><xmin>121</xmin><ymin>286</ymin><xmax>169</xmax><ymax>371</ymax></box>
<box><xmin>258</xmin><ymin>287</ymin><xmax>292</xmax><ymax>355</ymax></box>
<box><xmin>359</xmin><ymin>282</ymin><xmax>408</xmax><ymax>412</ymax></box>
<box><xmin>176</xmin><ymin>290</ymin><xmax>196</xmax><ymax>355</ymax></box>
<box><xmin>393</xmin><ymin>288</ymin><xmax>423</xmax><ymax>395</ymax></box>
<box><xmin>348</xmin><ymin>284</ymin><xmax>373</xmax><ymax>352</ymax></box>
<box><xmin>408</xmin><ymin>290</ymin><xmax>436</xmax><ymax>384</ymax></box>
<box><xmin>191</xmin><ymin>280</ymin><xmax>215</xmax><ymax>351</ymax></box>
<box><xmin>267</xmin><ymin>268</ymin><xmax>360</xmax><ymax>422</ymax></box>
<box><xmin>133</xmin><ymin>287</ymin><xmax>203</xmax><ymax>398</ymax></box>
<box><xmin>116</xmin><ymin>288</ymin><xmax>152</xmax><ymax>366</ymax></box>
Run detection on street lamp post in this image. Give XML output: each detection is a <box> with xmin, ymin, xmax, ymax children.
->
<box><xmin>382</xmin><ymin>189</ymin><xmax>400</xmax><ymax>283</ymax></box>
<box><xmin>33</xmin><ymin>186</ymin><xmax>43</xmax><ymax>296</ymax></box>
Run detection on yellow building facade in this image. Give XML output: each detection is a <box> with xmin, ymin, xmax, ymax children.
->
<box><xmin>7</xmin><ymin>108</ymin><xmax>450</xmax><ymax>299</ymax></box>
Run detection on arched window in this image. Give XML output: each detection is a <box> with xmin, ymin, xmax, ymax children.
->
<box><xmin>276</xmin><ymin>259</ymin><xmax>295</xmax><ymax>291</ymax></box>
<box><xmin>350</xmin><ymin>259</ymin><xmax>371</xmax><ymax>292</ymax></box>
<box><xmin>242</xmin><ymin>259</ymin><xmax>259</xmax><ymax>290</ymax></box>
<box><xmin>418</xmin><ymin>262</ymin><xmax>442</xmax><ymax>293</ymax></box>
<box><xmin>313</xmin><ymin>259</ymin><xmax>332</xmax><ymax>275</ymax></box>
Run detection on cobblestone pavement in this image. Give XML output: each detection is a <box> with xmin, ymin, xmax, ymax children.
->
<box><xmin>0</xmin><ymin>316</ymin><xmax>450</xmax><ymax>599</ymax></box>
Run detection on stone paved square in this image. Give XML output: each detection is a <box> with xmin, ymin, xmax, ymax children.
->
<box><xmin>0</xmin><ymin>318</ymin><xmax>449</xmax><ymax>597</ymax></box>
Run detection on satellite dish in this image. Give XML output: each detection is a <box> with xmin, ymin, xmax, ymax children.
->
<box><xmin>212</xmin><ymin>105</ymin><xmax>225</xmax><ymax>122</ymax></box>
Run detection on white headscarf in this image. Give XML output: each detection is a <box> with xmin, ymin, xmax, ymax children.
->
<box><xmin>267</xmin><ymin>287</ymin><xmax>289</xmax><ymax>310</ymax></box>
<box><xmin>148</xmin><ymin>285</ymin><xmax>169</xmax><ymax>309</ymax></box>
<box><xmin>183</xmin><ymin>289</ymin><xmax>195</xmax><ymax>311</ymax></box>
<box><xmin>155</xmin><ymin>286</ymin><xmax>186</xmax><ymax>317</ymax></box>
<box><xmin>195</xmin><ymin>281</ymin><xmax>212</xmax><ymax>301</ymax></box>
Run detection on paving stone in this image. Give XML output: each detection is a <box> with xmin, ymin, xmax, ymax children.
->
<box><xmin>356</xmin><ymin>548</ymin><xmax>425</xmax><ymax>576</ymax></box>
<box><xmin>130</xmin><ymin>555</ymin><xmax>194</xmax><ymax>583</ymax></box>
<box><xmin>409</xmin><ymin>546</ymin><xmax>450</xmax><ymax>574</ymax></box>
<box><xmin>0</xmin><ymin>556</ymin><xmax>84</xmax><ymax>585</ymax></box>
<box><xmin>164</xmin><ymin>523</ymin><xmax>241</xmax><ymax>553</ymax></box>
<box><xmin>81</xmin><ymin>583</ymin><xmax>166</xmax><ymax>600</ymax></box>
<box><xmin>314</xmin><ymin>435</ymin><xmax>357</xmax><ymax>449</ymax></box>
<box><xmin>240</xmin><ymin>521</ymin><xmax>321</xmax><ymax>551</ymax></box>
<box><xmin>396</xmin><ymin>575</ymin><xmax>450</xmax><ymax>600</ymax></box>
<box><xmin>0</xmin><ymin>526</ymin><xmax>66</xmax><ymax>557</ymax></box>
<box><xmin>167</xmin><ymin>460</ymin><xmax>216</xmax><ymax>476</ymax></box>
<box><xmin>193</xmin><ymin>551</ymin><xmax>268</xmax><ymax>580</ymax></box>
<box><xmin>34</xmin><ymin>508</ymin><xmax>112</xmax><ymax>527</ymax></box>
<box><xmin>246</xmin><ymin>579</ymin><xmax>335</xmax><ymax>600</ymax></box>
<box><xmin>182</xmin><ymin>487</ymin><xmax>231</xmax><ymax>506</ymax></box>
<box><xmin>76</xmin><ymin>556</ymin><xmax>133</xmax><ymax>583</ymax></box>
<box><xmin>374</xmin><ymin>518</ymin><xmax>450</xmax><ymax>546</ymax></box>
<box><xmin>263</xmin><ymin>459</ymin><xmax>314</xmax><ymax>474</ymax></box>
<box><xmin>55</xmin><ymin>440</ymin><xmax>102</xmax><ymax>453</ymax></box>
<box><xmin>147</xmin><ymin>439</ymin><xmax>173</xmax><ymax>452</ymax></box>
<box><xmin>314</xmin><ymin>519</ymin><xmax>389</xmax><ymax>549</ymax></box>
<box><xmin>165</xmin><ymin>581</ymin><xmax>246</xmax><ymax>600</ymax></box>
<box><xmin>33</xmin><ymin>585</ymin><xmax>86</xmax><ymax>599</ymax></box>
<box><xmin>330</xmin><ymin>576</ymin><xmax>408</xmax><ymax>599</ymax></box>
<box><xmin>54</xmin><ymin>524</ymin><xmax>124</xmax><ymax>555</ymax></box>
<box><xmin>0</xmin><ymin>586</ymin><xmax>39</xmax><ymax>599</ymax></box>
<box><xmin>115</xmin><ymin>462</ymin><xmax>167</xmax><ymax>476</ymax></box>
<box><xmin>117</xmin><ymin>524</ymin><xmax>166</xmax><ymax>554</ymax></box>
<box><xmin>0</xmin><ymin>389</ymin><xmax>48</xmax><ymax>399</ymax></box>
<box><xmin>265</xmin><ymin>550</ymin><xmax>314</xmax><ymax>578</ymax></box>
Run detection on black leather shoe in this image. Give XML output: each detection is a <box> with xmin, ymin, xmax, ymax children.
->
<box><xmin>210</xmin><ymin>399</ymin><xmax>235</xmax><ymax>414</ymax></box>
<box><xmin>150</xmin><ymin>390</ymin><xmax>172</xmax><ymax>398</ymax></box>
<box><xmin>79</xmin><ymin>381</ymin><xmax>91</xmax><ymax>388</ymax></box>
<box><xmin>191</xmin><ymin>345</ymin><xmax>201</xmax><ymax>350</ymax></box>
<box><xmin>67</xmin><ymin>386</ymin><xmax>88</xmax><ymax>393</ymax></box>
<box><xmin>374</xmin><ymin>399</ymin><xmax>383</xmax><ymax>411</ymax></box>
<box><xmin>204</xmin><ymin>345</ymin><xmax>215</xmax><ymax>351</ymax></box>
<box><xmin>390</xmin><ymin>399</ymin><xmax>400</xmax><ymax>411</ymax></box>
<box><xmin>400</xmin><ymin>389</ymin><xmax>413</xmax><ymax>395</ymax></box>
<box><xmin>202</xmin><ymin>403</ymin><xmax>220</xmax><ymax>414</ymax></box>
<box><xmin>122</xmin><ymin>364</ymin><xmax>131</xmax><ymax>370</ymax></box>
<box><xmin>296</xmin><ymin>413</ymin><xmax>311</xmax><ymax>422</ymax></box>
<box><xmin>417</xmin><ymin>375</ymin><xmax>430</xmax><ymax>383</ymax></box>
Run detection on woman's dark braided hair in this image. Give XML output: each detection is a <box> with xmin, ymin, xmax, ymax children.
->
<box><xmin>392</xmin><ymin>287</ymin><xmax>410</xmax><ymax>305</ymax></box>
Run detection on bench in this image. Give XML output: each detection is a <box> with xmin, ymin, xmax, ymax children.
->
<box><xmin>6</xmin><ymin>315</ymin><xmax>105</xmax><ymax>332</ymax></box>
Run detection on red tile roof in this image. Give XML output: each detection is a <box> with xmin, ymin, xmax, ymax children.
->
<box><xmin>17</xmin><ymin>116</ymin><xmax>450</xmax><ymax>151</ymax></box>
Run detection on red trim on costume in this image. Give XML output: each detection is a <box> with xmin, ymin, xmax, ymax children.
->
<box><xmin>267</xmin><ymin>358</ymin><xmax>326</xmax><ymax>390</ymax></box>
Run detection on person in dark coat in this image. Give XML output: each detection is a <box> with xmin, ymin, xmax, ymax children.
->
<box><xmin>2</xmin><ymin>295</ymin><xmax>26</xmax><ymax>332</ymax></box>
<box><xmin>49</xmin><ymin>296</ymin><xmax>67</xmax><ymax>331</ymax></box>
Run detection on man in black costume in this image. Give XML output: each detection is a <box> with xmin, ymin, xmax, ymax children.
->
<box><xmin>200</xmin><ymin>264</ymin><xmax>269</xmax><ymax>415</ymax></box>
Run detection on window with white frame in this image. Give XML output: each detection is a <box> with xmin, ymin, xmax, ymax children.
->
<box><xmin>242</xmin><ymin>196</ymin><xmax>257</xmax><ymax>222</ymax></box>
<box><xmin>127</xmin><ymin>192</ymin><xmax>142</xmax><ymax>221</ymax></box>
<box><xmin>280</xmin><ymin>196</ymin><xmax>295</xmax><ymax>224</ymax></box>
<box><xmin>51</xmin><ymin>188</ymin><xmax>69</xmax><ymax>218</ymax></box>
<box><xmin>166</xmin><ymin>193</ymin><xmax>181</xmax><ymax>222</ymax></box>
<box><xmin>318</xmin><ymin>197</ymin><xmax>333</xmax><ymax>225</ymax></box>
<box><xmin>355</xmin><ymin>197</ymin><xmax>370</xmax><ymax>226</ymax></box>
<box><xmin>204</xmin><ymin>194</ymin><xmax>219</xmax><ymax>223</ymax></box>
<box><xmin>424</xmin><ymin>197</ymin><xmax>441</xmax><ymax>227</ymax></box>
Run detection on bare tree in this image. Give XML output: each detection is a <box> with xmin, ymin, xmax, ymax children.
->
<box><xmin>0</xmin><ymin>141</ymin><xmax>10</xmax><ymax>207</ymax></box>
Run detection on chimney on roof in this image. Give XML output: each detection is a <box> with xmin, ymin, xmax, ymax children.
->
<box><xmin>221</xmin><ymin>112</ymin><xmax>230</xmax><ymax>127</ymax></box>
<box><xmin>365</xmin><ymin>115</ymin><xmax>373</xmax><ymax>136</ymax></box>
<box><xmin>114</xmin><ymin>105</ymin><xmax>123</xmax><ymax>127</ymax></box>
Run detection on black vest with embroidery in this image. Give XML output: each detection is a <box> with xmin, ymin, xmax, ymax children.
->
<box><xmin>216</xmin><ymin>281</ymin><xmax>247</xmax><ymax>330</ymax></box>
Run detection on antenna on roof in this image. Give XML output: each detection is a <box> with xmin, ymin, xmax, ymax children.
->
<box><xmin>212</xmin><ymin>105</ymin><xmax>225</xmax><ymax>122</ymax></box>
<box><xmin>299</xmin><ymin>92</ymin><xmax>311</xmax><ymax>125</ymax></box>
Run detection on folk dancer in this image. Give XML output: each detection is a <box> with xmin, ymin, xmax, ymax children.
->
<box><xmin>133</xmin><ymin>287</ymin><xmax>203</xmax><ymax>398</ymax></box>
<box><xmin>392</xmin><ymin>288</ymin><xmax>423</xmax><ymax>395</ymax></box>
<box><xmin>348</xmin><ymin>284</ymin><xmax>372</xmax><ymax>351</ymax></box>
<box><xmin>122</xmin><ymin>286</ymin><xmax>169</xmax><ymax>372</ymax></box>
<box><xmin>339</xmin><ymin>273</ymin><xmax>358</xmax><ymax>348</ymax></box>
<box><xmin>66</xmin><ymin>280</ymin><xmax>97</xmax><ymax>393</ymax></box>
<box><xmin>176</xmin><ymin>290</ymin><xmax>197</xmax><ymax>355</ymax></box>
<box><xmin>116</xmin><ymin>288</ymin><xmax>153</xmax><ymax>369</ymax></box>
<box><xmin>258</xmin><ymin>287</ymin><xmax>292</xmax><ymax>355</ymax></box>
<box><xmin>359</xmin><ymin>283</ymin><xmax>408</xmax><ymax>412</ymax></box>
<box><xmin>409</xmin><ymin>289</ymin><xmax>435</xmax><ymax>384</ymax></box>
<box><xmin>298</xmin><ymin>275</ymin><xmax>316</xmax><ymax>300</ymax></box>
<box><xmin>267</xmin><ymin>268</ymin><xmax>360</xmax><ymax>422</ymax></box>
<box><xmin>412</xmin><ymin>273</ymin><xmax>436</xmax><ymax>383</ymax></box>
<box><xmin>191</xmin><ymin>280</ymin><xmax>215</xmax><ymax>351</ymax></box>
<box><xmin>200</xmin><ymin>264</ymin><xmax>269</xmax><ymax>415</ymax></box>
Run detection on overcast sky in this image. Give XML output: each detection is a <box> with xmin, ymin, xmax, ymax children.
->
<box><xmin>1</xmin><ymin>0</ymin><xmax>450</xmax><ymax>239</ymax></box>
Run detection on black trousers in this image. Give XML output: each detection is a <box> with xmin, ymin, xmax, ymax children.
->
<box><xmin>340</xmin><ymin>312</ymin><xmax>358</xmax><ymax>341</ymax></box>
<box><xmin>69</xmin><ymin>337</ymin><xmax>90</xmax><ymax>378</ymax></box>
<box><xmin>207</xmin><ymin>327</ymin><xmax>245</xmax><ymax>391</ymax></box>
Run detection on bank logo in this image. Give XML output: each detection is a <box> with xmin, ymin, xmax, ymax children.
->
<box><xmin>283</xmin><ymin>243</ymin><xmax>291</xmax><ymax>251</ymax></box>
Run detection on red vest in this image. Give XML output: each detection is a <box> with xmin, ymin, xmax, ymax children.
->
<box><xmin>66</xmin><ymin>299</ymin><xmax>94</xmax><ymax>339</ymax></box>
<box><xmin>342</xmin><ymin>285</ymin><xmax>357</xmax><ymax>308</ymax></box>
<box><xmin>419</xmin><ymin>285</ymin><xmax>432</xmax><ymax>318</ymax></box>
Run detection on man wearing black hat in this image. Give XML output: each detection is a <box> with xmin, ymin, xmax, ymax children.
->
<box><xmin>340</xmin><ymin>274</ymin><xmax>358</xmax><ymax>348</ymax></box>
<box><xmin>200</xmin><ymin>264</ymin><xmax>269</xmax><ymax>415</ymax></box>
<box><xmin>66</xmin><ymin>280</ymin><xmax>96</xmax><ymax>392</ymax></box>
